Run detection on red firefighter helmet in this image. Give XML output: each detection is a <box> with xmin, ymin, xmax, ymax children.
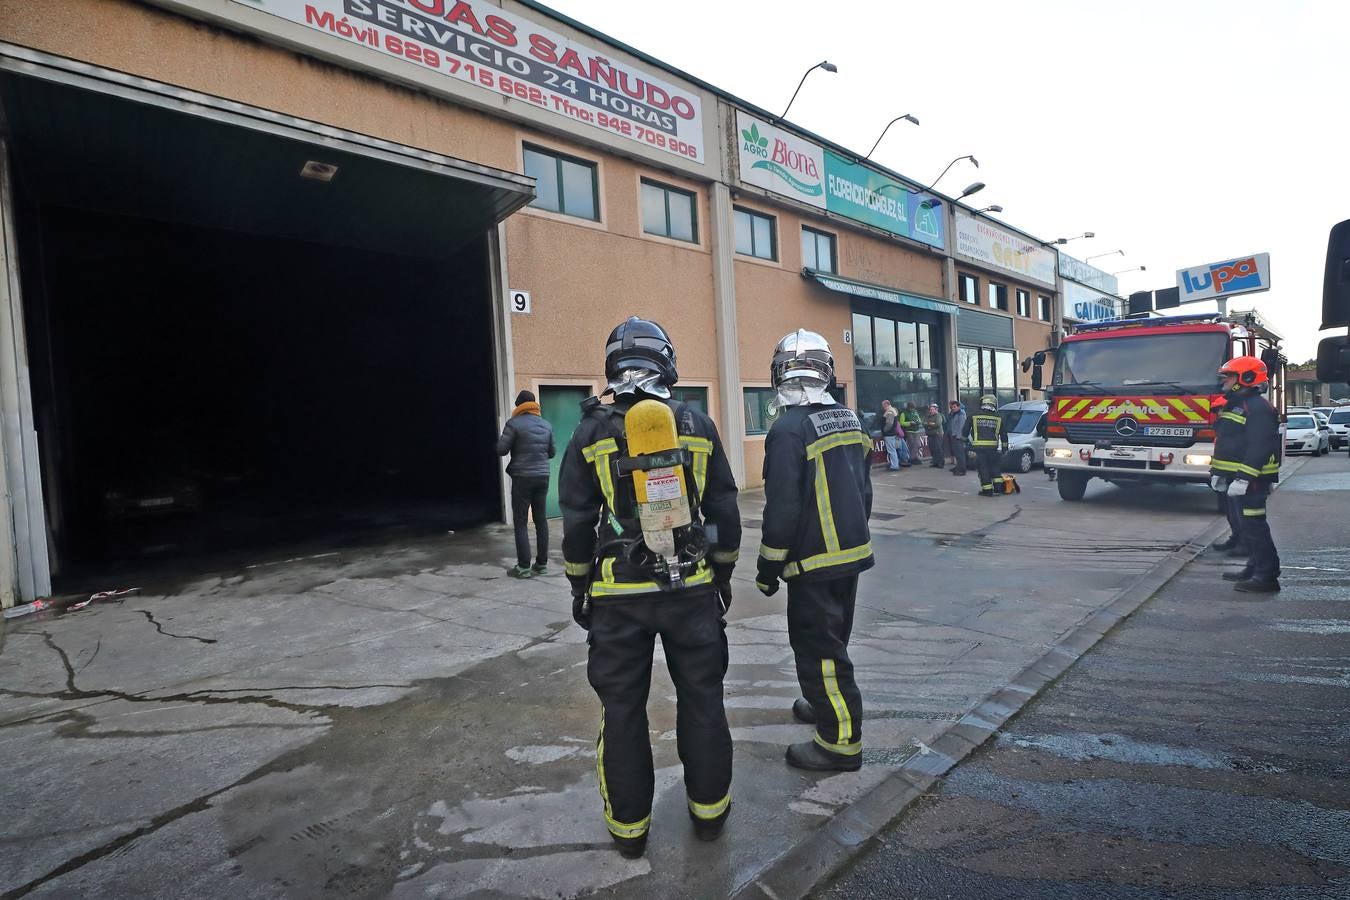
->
<box><xmin>1218</xmin><ymin>356</ymin><xmax>1268</xmax><ymax>388</ymax></box>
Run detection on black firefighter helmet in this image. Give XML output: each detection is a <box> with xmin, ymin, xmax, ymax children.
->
<box><xmin>604</xmin><ymin>316</ymin><xmax>678</xmax><ymax>387</ymax></box>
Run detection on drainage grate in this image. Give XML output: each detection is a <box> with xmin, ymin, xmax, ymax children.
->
<box><xmin>903</xmin><ymin>496</ymin><xmax>947</xmax><ymax>505</ymax></box>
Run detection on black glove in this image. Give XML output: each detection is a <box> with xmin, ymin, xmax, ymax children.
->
<box><xmin>571</xmin><ymin>591</ymin><xmax>591</xmax><ymax>630</ymax></box>
<box><xmin>756</xmin><ymin>578</ymin><xmax>779</xmax><ymax>597</ymax></box>
<box><xmin>715</xmin><ymin>579</ymin><xmax>732</xmax><ymax>615</ymax></box>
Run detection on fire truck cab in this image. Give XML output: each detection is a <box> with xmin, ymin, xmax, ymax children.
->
<box><xmin>1035</xmin><ymin>312</ymin><xmax>1284</xmax><ymax>504</ymax></box>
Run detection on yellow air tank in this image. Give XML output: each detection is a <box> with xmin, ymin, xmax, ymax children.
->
<box><xmin>624</xmin><ymin>399</ymin><xmax>692</xmax><ymax>565</ymax></box>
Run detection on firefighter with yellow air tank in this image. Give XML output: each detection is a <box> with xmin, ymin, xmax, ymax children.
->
<box><xmin>558</xmin><ymin>316</ymin><xmax>741</xmax><ymax>859</ymax></box>
<box><xmin>966</xmin><ymin>395</ymin><xmax>1010</xmax><ymax>496</ymax></box>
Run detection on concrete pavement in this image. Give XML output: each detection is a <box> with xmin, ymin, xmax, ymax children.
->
<box><xmin>821</xmin><ymin>452</ymin><xmax>1350</xmax><ymax>899</ymax></box>
<box><xmin>0</xmin><ymin>459</ymin><xmax>1266</xmax><ymax>898</ymax></box>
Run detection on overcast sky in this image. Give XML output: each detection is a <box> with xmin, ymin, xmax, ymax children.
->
<box><xmin>548</xmin><ymin>0</ymin><xmax>1349</xmax><ymax>362</ymax></box>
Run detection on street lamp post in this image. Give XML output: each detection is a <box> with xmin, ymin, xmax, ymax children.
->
<box><xmin>1052</xmin><ymin>232</ymin><xmax>1095</xmax><ymax>245</ymax></box>
<box><xmin>779</xmin><ymin>60</ymin><xmax>838</xmax><ymax>121</ymax></box>
<box><xmin>975</xmin><ymin>205</ymin><xmax>1003</xmax><ymax>215</ymax></box>
<box><xmin>957</xmin><ymin>182</ymin><xmax>985</xmax><ymax>200</ymax></box>
<box><xmin>929</xmin><ymin>155</ymin><xmax>978</xmax><ymax>192</ymax></box>
<box><xmin>1111</xmin><ymin>265</ymin><xmax>1147</xmax><ymax>276</ymax></box>
<box><xmin>1087</xmin><ymin>249</ymin><xmax>1125</xmax><ymax>263</ymax></box>
<box><xmin>865</xmin><ymin>113</ymin><xmax>920</xmax><ymax>158</ymax></box>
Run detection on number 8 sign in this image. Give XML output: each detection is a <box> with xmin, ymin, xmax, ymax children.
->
<box><xmin>509</xmin><ymin>289</ymin><xmax>532</xmax><ymax>315</ymax></box>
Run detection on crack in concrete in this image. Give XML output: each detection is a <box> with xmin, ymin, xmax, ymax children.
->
<box><xmin>138</xmin><ymin>611</ymin><xmax>218</xmax><ymax>645</ymax></box>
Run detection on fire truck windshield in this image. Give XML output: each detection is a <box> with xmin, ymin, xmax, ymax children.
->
<box><xmin>1053</xmin><ymin>331</ymin><xmax>1227</xmax><ymax>394</ymax></box>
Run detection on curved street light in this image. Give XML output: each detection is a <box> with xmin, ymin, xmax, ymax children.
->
<box><xmin>780</xmin><ymin>61</ymin><xmax>838</xmax><ymax>120</ymax></box>
<box><xmin>1087</xmin><ymin>249</ymin><xmax>1125</xmax><ymax>263</ymax></box>
<box><xmin>958</xmin><ymin>181</ymin><xmax>986</xmax><ymax>200</ymax></box>
<box><xmin>1053</xmin><ymin>232</ymin><xmax>1095</xmax><ymax>245</ymax></box>
<box><xmin>929</xmin><ymin>155</ymin><xmax>978</xmax><ymax>191</ymax></box>
<box><xmin>1111</xmin><ymin>265</ymin><xmax>1147</xmax><ymax>276</ymax></box>
<box><xmin>975</xmin><ymin>205</ymin><xmax>1003</xmax><ymax>215</ymax></box>
<box><xmin>865</xmin><ymin>113</ymin><xmax>920</xmax><ymax>158</ymax></box>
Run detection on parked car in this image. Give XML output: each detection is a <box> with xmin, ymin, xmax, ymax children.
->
<box><xmin>997</xmin><ymin>400</ymin><xmax>1049</xmax><ymax>473</ymax></box>
<box><xmin>1284</xmin><ymin>413</ymin><xmax>1330</xmax><ymax>455</ymax></box>
<box><xmin>1327</xmin><ymin>406</ymin><xmax>1350</xmax><ymax>449</ymax></box>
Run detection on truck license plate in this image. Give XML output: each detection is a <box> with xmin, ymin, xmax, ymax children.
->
<box><xmin>1142</xmin><ymin>426</ymin><xmax>1192</xmax><ymax>437</ymax></box>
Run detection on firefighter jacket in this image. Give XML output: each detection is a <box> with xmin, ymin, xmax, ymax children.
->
<box><xmin>560</xmin><ymin>395</ymin><xmax>741</xmax><ymax>599</ymax></box>
<box><xmin>756</xmin><ymin>404</ymin><xmax>874</xmax><ymax>587</ymax></box>
<box><xmin>1210</xmin><ymin>387</ymin><xmax>1280</xmax><ymax>484</ymax></box>
<box><xmin>964</xmin><ymin>412</ymin><xmax>1009</xmax><ymax>451</ymax></box>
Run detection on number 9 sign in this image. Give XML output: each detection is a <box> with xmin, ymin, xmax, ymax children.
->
<box><xmin>509</xmin><ymin>289</ymin><xmax>532</xmax><ymax>315</ymax></box>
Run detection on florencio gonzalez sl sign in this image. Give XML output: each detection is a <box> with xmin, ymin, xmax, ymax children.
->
<box><xmin>1176</xmin><ymin>253</ymin><xmax>1271</xmax><ymax>303</ymax></box>
<box><xmin>235</xmin><ymin>0</ymin><xmax>705</xmax><ymax>162</ymax></box>
<box><xmin>735</xmin><ymin>112</ymin><xmax>944</xmax><ymax>249</ymax></box>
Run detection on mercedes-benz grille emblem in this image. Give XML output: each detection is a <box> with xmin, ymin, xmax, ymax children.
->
<box><xmin>1115</xmin><ymin>416</ymin><xmax>1139</xmax><ymax>437</ymax></box>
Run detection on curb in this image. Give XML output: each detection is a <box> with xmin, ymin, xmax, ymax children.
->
<box><xmin>732</xmin><ymin>458</ymin><xmax>1311</xmax><ymax>900</ymax></box>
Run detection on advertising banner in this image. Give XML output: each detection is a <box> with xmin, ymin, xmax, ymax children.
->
<box><xmin>1176</xmin><ymin>253</ymin><xmax>1271</xmax><ymax>303</ymax></box>
<box><xmin>234</xmin><ymin>0</ymin><xmax>705</xmax><ymax>163</ymax></box>
<box><xmin>1063</xmin><ymin>281</ymin><xmax>1121</xmax><ymax>323</ymax></box>
<box><xmin>735</xmin><ymin>114</ymin><xmax>944</xmax><ymax>248</ymax></box>
<box><xmin>955</xmin><ymin>212</ymin><xmax>1056</xmax><ymax>287</ymax></box>
<box><xmin>1057</xmin><ymin>252</ymin><xmax>1118</xmax><ymax>294</ymax></box>
<box><xmin>736</xmin><ymin>112</ymin><xmax>825</xmax><ymax>209</ymax></box>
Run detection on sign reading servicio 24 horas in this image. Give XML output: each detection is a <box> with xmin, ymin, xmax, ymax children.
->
<box><xmin>236</xmin><ymin>0</ymin><xmax>705</xmax><ymax>162</ymax></box>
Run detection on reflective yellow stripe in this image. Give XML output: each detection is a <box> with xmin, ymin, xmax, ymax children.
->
<box><xmin>1141</xmin><ymin>398</ymin><xmax>1175</xmax><ymax>421</ymax></box>
<box><xmin>758</xmin><ymin>543</ymin><xmax>789</xmax><ymax>561</ymax></box>
<box><xmin>711</xmin><ymin>548</ymin><xmax>739</xmax><ymax>564</ymax></box>
<box><xmin>783</xmin><ymin>542</ymin><xmax>873</xmax><ymax>578</ymax></box>
<box><xmin>1212</xmin><ymin>460</ymin><xmax>1261</xmax><ymax>478</ymax></box>
<box><xmin>581</xmin><ymin>438</ymin><xmax>619</xmax><ymax>462</ymax></box>
<box><xmin>679</xmin><ymin>437</ymin><xmax>713</xmax><ymax>500</ymax></box>
<box><xmin>589</xmin><ymin>562</ymin><xmax>714</xmax><ymax>596</ymax></box>
<box><xmin>813</xmin><ymin>732</ymin><xmax>862</xmax><ymax>756</ymax></box>
<box><xmin>1219</xmin><ymin>411</ymin><xmax>1247</xmax><ymax>425</ymax></box>
<box><xmin>814</xmin><ymin>457</ymin><xmax>840</xmax><ymax>554</ymax></box>
<box><xmin>1262</xmin><ymin>455</ymin><xmax>1280</xmax><ymax>475</ymax></box>
<box><xmin>822</xmin><ymin>659</ymin><xmax>852</xmax><ymax>744</ymax></box>
<box><xmin>1065</xmin><ymin>398</ymin><xmax>1092</xmax><ymax>419</ymax></box>
<box><xmin>564</xmin><ymin>560</ymin><xmax>591</xmax><ymax>577</ymax></box>
<box><xmin>1082</xmin><ymin>398</ymin><xmax>1116</xmax><ymax>420</ymax></box>
<box><xmin>1169</xmin><ymin>398</ymin><xmax>1205</xmax><ymax>422</ymax></box>
<box><xmin>679</xmin><ymin>436</ymin><xmax>714</xmax><ymax>454</ymax></box>
<box><xmin>688</xmin><ymin>792</ymin><xmax>731</xmax><ymax>820</ymax></box>
<box><xmin>1242</xmin><ymin>508</ymin><xmax>1266</xmax><ymax>517</ymax></box>
<box><xmin>805</xmin><ymin>431</ymin><xmax>872</xmax><ymax>459</ymax></box>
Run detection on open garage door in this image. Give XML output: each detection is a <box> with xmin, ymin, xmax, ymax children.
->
<box><xmin>0</xmin><ymin>47</ymin><xmax>533</xmax><ymax>594</ymax></box>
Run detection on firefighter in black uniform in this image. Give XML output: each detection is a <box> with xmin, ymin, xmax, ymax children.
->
<box><xmin>1208</xmin><ymin>395</ymin><xmax>1248</xmax><ymax>559</ymax></box>
<box><xmin>755</xmin><ymin>330</ymin><xmax>874</xmax><ymax>772</ymax></box>
<box><xmin>966</xmin><ymin>395</ymin><xmax>1009</xmax><ymax>496</ymax></box>
<box><xmin>559</xmin><ymin>316</ymin><xmax>741</xmax><ymax>859</ymax></box>
<box><xmin>1209</xmin><ymin>355</ymin><xmax>1282</xmax><ymax>593</ymax></box>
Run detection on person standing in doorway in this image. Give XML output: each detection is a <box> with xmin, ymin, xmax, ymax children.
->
<box><xmin>497</xmin><ymin>389</ymin><xmax>555</xmax><ymax>577</ymax></box>
<box><xmin>946</xmin><ymin>399</ymin><xmax>968</xmax><ymax>476</ymax></box>
<box><xmin>880</xmin><ymin>400</ymin><xmax>901</xmax><ymax>471</ymax></box>
<box><xmin>757</xmin><ymin>329</ymin><xmax>873</xmax><ymax>772</ymax></box>
<box><xmin>923</xmin><ymin>403</ymin><xmax>946</xmax><ymax>468</ymax></box>
<box><xmin>900</xmin><ymin>401</ymin><xmax>923</xmax><ymax>464</ymax></box>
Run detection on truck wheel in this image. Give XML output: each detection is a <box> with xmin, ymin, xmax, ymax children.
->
<box><xmin>1057</xmin><ymin>472</ymin><xmax>1088</xmax><ymax>501</ymax></box>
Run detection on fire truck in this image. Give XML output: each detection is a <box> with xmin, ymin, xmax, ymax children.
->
<box><xmin>1026</xmin><ymin>311</ymin><xmax>1285</xmax><ymax>505</ymax></box>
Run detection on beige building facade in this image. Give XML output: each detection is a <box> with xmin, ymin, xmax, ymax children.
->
<box><xmin>0</xmin><ymin>0</ymin><xmax>1060</xmax><ymax>604</ymax></box>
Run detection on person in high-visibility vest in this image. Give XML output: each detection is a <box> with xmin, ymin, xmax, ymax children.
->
<box><xmin>1209</xmin><ymin>356</ymin><xmax>1282</xmax><ymax>593</ymax></box>
<box><xmin>965</xmin><ymin>395</ymin><xmax>1009</xmax><ymax>496</ymax></box>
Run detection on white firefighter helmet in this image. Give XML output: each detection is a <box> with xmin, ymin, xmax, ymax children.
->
<box><xmin>980</xmin><ymin>395</ymin><xmax>998</xmax><ymax>410</ymax></box>
<box><xmin>770</xmin><ymin>329</ymin><xmax>836</xmax><ymax>408</ymax></box>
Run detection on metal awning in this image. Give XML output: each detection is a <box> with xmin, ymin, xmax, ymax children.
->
<box><xmin>803</xmin><ymin>269</ymin><xmax>960</xmax><ymax>316</ymax></box>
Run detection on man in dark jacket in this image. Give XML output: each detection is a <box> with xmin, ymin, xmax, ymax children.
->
<box><xmin>1209</xmin><ymin>356</ymin><xmax>1282</xmax><ymax>593</ymax></box>
<box><xmin>559</xmin><ymin>316</ymin><xmax>741</xmax><ymax>859</ymax></box>
<box><xmin>497</xmin><ymin>390</ymin><xmax>555</xmax><ymax>577</ymax></box>
<box><xmin>923</xmin><ymin>403</ymin><xmax>946</xmax><ymax>467</ymax></box>
<box><xmin>757</xmin><ymin>329</ymin><xmax>873</xmax><ymax>773</ymax></box>
<box><xmin>946</xmin><ymin>400</ymin><xmax>968</xmax><ymax>476</ymax></box>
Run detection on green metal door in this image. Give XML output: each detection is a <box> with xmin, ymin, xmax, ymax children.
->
<box><xmin>539</xmin><ymin>386</ymin><xmax>589</xmax><ymax>517</ymax></box>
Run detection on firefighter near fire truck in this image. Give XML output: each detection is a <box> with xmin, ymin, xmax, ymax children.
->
<box><xmin>966</xmin><ymin>395</ymin><xmax>1010</xmax><ymax>496</ymax></box>
<box><xmin>755</xmin><ymin>330</ymin><xmax>874</xmax><ymax>773</ymax></box>
<box><xmin>558</xmin><ymin>316</ymin><xmax>741</xmax><ymax>859</ymax></box>
<box><xmin>1210</xmin><ymin>356</ymin><xmax>1283</xmax><ymax>594</ymax></box>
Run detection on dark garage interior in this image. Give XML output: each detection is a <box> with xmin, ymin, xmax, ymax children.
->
<box><xmin>0</xmin><ymin>72</ymin><xmax>530</xmax><ymax>582</ymax></box>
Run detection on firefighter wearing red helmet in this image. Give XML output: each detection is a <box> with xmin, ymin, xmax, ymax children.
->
<box><xmin>1209</xmin><ymin>356</ymin><xmax>1282</xmax><ymax>593</ymax></box>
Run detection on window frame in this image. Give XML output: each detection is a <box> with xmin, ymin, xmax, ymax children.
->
<box><xmin>640</xmin><ymin>178</ymin><xmax>698</xmax><ymax>243</ymax></box>
<box><xmin>1016</xmin><ymin>288</ymin><xmax>1031</xmax><ymax>317</ymax></box>
<box><xmin>743</xmin><ymin>386</ymin><xmax>780</xmax><ymax>436</ymax></box>
<box><xmin>734</xmin><ymin>206</ymin><xmax>778</xmax><ymax>261</ymax></box>
<box><xmin>801</xmin><ymin>225</ymin><xmax>837</xmax><ymax>274</ymax></box>
<box><xmin>988</xmin><ymin>281</ymin><xmax>1009</xmax><ymax>311</ymax></box>
<box><xmin>1037</xmin><ymin>294</ymin><xmax>1052</xmax><ymax>321</ymax></box>
<box><xmin>522</xmin><ymin>143</ymin><xmax>600</xmax><ymax>221</ymax></box>
<box><xmin>959</xmin><ymin>273</ymin><xmax>979</xmax><ymax>305</ymax></box>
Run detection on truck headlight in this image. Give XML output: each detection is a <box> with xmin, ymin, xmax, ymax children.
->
<box><xmin>1046</xmin><ymin>448</ymin><xmax>1073</xmax><ymax>460</ymax></box>
<box><xmin>1184</xmin><ymin>454</ymin><xmax>1212</xmax><ymax>466</ymax></box>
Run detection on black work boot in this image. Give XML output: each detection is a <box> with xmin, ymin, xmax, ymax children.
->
<box><xmin>689</xmin><ymin>806</ymin><xmax>729</xmax><ymax>842</ymax></box>
<box><xmin>785</xmin><ymin>740</ymin><xmax>861</xmax><ymax>772</ymax></box>
<box><xmin>1211</xmin><ymin>536</ymin><xmax>1238</xmax><ymax>552</ymax></box>
<box><xmin>1226</xmin><ymin>545</ymin><xmax>1249</xmax><ymax>558</ymax></box>
<box><xmin>792</xmin><ymin>698</ymin><xmax>817</xmax><ymax>724</ymax></box>
<box><xmin>612</xmin><ymin>833</ymin><xmax>648</xmax><ymax>859</ymax></box>
<box><xmin>1233</xmin><ymin>578</ymin><xmax>1280</xmax><ymax>595</ymax></box>
<box><xmin>1222</xmin><ymin>569</ymin><xmax>1253</xmax><ymax>582</ymax></box>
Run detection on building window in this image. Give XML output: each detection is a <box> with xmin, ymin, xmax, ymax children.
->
<box><xmin>958</xmin><ymin>345</ymin><xmax>1019</xmax><ymax>410</ymax></box>
<box><xmin>671</xmin><ymin>385</ymin><xmax>708</xmax><ymax>414</ymax></box>
<box><xmin>1016</xmin><ymin>289</ymin><xmax>1031</xmax><ymax>317</ymax></box>
<box><xmin>852</xmin><ymin>312</ymin><xmax>873</xmax><ymax>367</ymax></box>
<box><xmin>1038</xmin><ymin>295</ymin><xmax>1052</xmax><ymax>321</ymax></box>
<box><xmin>734</xmin><ymin>207</ymin><xmax>777</xmax><ymax>260</ymax></box>
<box><xmin>959</xmin><ymin>273</ymin><xmax>979</xmax><ymax>304</ymax></box>
<box><xmin>523</xmin><ymin>145</ymin><xmax>598</xmax><ymax>220</ymax></box>
<box><xmin>852</xmin><ymin>309</ymin><xmax>943</xmax><ymax>426</ymax></box>
<box><xmin>988</xmin><ymin>281</ymin><xmax>1009</xmax><ymax>311</ymax></box>
<box><xmin>743</xmin><ymin>387</ymin><xmax>779</xmax><ymax>435</ymax></box>
<box><xmin>801</xmin><ymin>226</ymin><xmax>836</xmax><ymax>273</ymax></box>
<box><xmin>641</xmin><ymin>179</ymin><xmax>697</xmax><ymax>242</ymax></box>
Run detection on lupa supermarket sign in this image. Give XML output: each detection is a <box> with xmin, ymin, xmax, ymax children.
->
<box><xmin>234</xmin><ymin>0</ymin><xmax>705</xmax><ymax>162</ymax></box>
<box><xmin>736</xmin><ymin>113</ymin><xmax>944</xmax><ymax>249</ymax></box>
<box><xmin>1176</xmin><ymin>253</ymin><xmax>1271</xmax><ymax>303</ymax></box>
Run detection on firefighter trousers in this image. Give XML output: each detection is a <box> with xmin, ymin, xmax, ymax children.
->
<box><xmin>1224</xmin><ymin>494</ymin><xmax>1246</xmax><ymax>551</ymax></box>
<box><xmin>1236</xmin><ymin>488</ymin><xmax>1281</xmax><ymax>582</ymax></box>
<box><xmin>587</xmin><ymin>589</ymin><xmax>731</xmax><ymax>840</ymax></box>
<box><xmin>788</xmin><ymin>575</ymin><xmax>862</xmax><ymax>756</ymax></box>
<box><xmin>974</xmin><ymin>447</ymin><xmax>1002</xmax><ymax>493</ymax></box>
